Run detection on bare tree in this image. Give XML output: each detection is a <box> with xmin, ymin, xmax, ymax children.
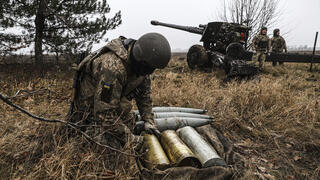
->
<box><xmin>218</xmin><ymin>0</ymin><xmax>281</xmax><ymax>49</ymax></box>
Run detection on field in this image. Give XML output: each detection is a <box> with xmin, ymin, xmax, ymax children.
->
<box><xmin>0</xmin><ymin>55</ymin><xmax>320</xmax><ymax>179</ymax></box>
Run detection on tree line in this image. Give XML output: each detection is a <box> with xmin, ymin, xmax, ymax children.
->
<box><xmin>0</xmin><ymin>0</ymin><xmax>121</xmax><ymax>66</ymax></box>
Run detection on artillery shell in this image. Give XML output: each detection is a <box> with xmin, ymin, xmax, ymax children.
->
<box><xmin>133</xmin><ymin>107</ymin><xmax>208</xmax><ymax>115</ymax></box>
<box><xmin>155</xmin><ymin>117</ymin><xmax>214</xmax><ymax>132</ymax></box>
<box><xmin>143</xmin><ymin>134</ymin><xmax>170</xmax><ymax>170</ymax></box>
<box><xmin>177</xmin><ymin>126</ymin><xmax>227</xmax><ymax>167</ymax></box>
<box><xmin>154</xmin><ymin>112</ymin><xmax>212</xmax><ymax>119</ymax></box>
<box><xmin>152</xmin><ymin>107</ymin><xmax>207</xmax><ymax>114</ymax></box>
<box><xmin>160</xmin><ymin>130</ymin><xmax>201</xmax><ymax>168</ymax></box>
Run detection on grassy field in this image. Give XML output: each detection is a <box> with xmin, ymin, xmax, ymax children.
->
<box><xmin>0</xmin><ymin>56</ymin><xmax>319</xmax><ymax>179</ymax></box>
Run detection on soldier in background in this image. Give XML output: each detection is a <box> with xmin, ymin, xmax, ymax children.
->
<box><xmin>251</xmin><ymin>27</ymin><xmax>271</xmax><ymax>70</ymax></box>
<box><xmin>271</xmin><ymin>29</ymin><xmax>287</xmax><ymax>66</ymax></box>
<box><xmin>69</xmin><ymin>33</ymin><xmax>171</xmax><ymax>146</ymax></box>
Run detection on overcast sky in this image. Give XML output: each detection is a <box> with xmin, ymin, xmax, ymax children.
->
<box><xmin>96</xmin><ymin>0</ymin><xmax>320</xmax><ymax>51</ymax></box>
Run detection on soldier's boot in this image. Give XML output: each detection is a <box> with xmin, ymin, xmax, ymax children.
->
<box><xmin>259</xmin><ymin>60</ymin><xmax>264</xmax><ymax>70</ymax></box>
<box><xmin>272</xmin><ymin>61</ymin><xmax>277</xmax><ymax>66</ymax></box>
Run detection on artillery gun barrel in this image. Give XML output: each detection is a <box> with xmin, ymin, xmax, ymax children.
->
<box><xmin>151</xmin><ymin>20</ymin><xmax>204</xmax><ymax>35</ymax></box>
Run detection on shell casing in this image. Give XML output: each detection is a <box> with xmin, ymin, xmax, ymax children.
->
<box><xmin>177</xmin><ymin>126</ymin><xmax>227</xmax><ymax>167</ymax></box>
<box><xmin>143</xmin><ymin>134</ymin><xmax>170</xmax><ymax>170</ymax></box>
<box><xmin>160</xmin><ymin>130</ymin><xmax>201</xmax><ymax>168</ymax></box>
<box><xmin>155</xmin><ymin>117</ymin><xmax>214</xmax><ymax>132</ymax></box>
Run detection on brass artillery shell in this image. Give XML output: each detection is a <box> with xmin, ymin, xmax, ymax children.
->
<box><xmin>160</xmin><ymin>130</ymin><xmax>201</xmax><ymax>168</ymax></box>
<box><xmin>177</xmin><ymin>126</ymin><xmax>227</xmax><ymax>167</ymax></box>
<box><xmin>143</xmin><ymin>134</ymin><xmax>170</xmax><ymax>170</ymax></box>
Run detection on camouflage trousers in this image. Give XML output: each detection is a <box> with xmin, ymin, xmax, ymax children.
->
<box><xmin>272</xmin><ymin>50</ymin><xmax>284</xmax><ymax>66</ymax></box>
<box><xmin>252</xmin><ymin>51</ymin><xmax>267</xmax><ymax>69</ymax></box>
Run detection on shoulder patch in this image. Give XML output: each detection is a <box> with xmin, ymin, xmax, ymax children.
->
<box><xmin>101</xmin><ymin>82</ymin><xmax>113</xmax><ymax>103</ymax></box>
<box><xmin>103</xmin><ymin>82</ymin><xmax>111</xmax><ymax>89</ymax></box>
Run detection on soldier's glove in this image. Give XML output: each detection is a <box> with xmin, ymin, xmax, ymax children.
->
<box><xmin>144</xmin><ymin>122</ymin><xmax>160</xmax><ymax>138</ymax></box>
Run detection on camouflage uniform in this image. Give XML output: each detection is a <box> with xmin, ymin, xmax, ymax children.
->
<box><xmin>271</xmin><ymin>35</ymin><xmax>287</xmax><ymax>65</ymax></box>
<box><xmin>71</xmin><ymin>37</ymin><xmax>154</xmax><ymax>143</ymax></box>
<box><xmin>251</xmin><ymin>34</ymin><xmax>270</xmax><ymax>69</ymax></box>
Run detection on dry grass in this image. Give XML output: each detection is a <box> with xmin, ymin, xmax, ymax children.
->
<box><xmin>0</xmin><ymin>57</ymin><xmax>320</xmax><ymax>179</ymax></box>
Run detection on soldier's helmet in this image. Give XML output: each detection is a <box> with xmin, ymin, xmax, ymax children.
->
<box><xmin>273</xmin><ymin>28</ymin><xmax>280</xmax><ymax>36</ymax></box>
<box><xmin>132</xmin><ymin>33</ymin><xmax>171</xmax><ymax>69</ymax></box>
<box><xmin>261</xmin><ymin>27</ymin><xmax>267</xmax><ymax>31</ymax></box>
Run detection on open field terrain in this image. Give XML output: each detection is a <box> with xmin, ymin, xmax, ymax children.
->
<box><xmin>0</xmin><ymin>56</ymin><xmax>320</xmax><ymax>179</ymax></box>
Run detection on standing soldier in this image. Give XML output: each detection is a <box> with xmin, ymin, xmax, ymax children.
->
<box><xmin>69</xmin><ymin>33</ymin><xmax>171</xmax><ymax>146</ymax></box>
<box><xmin>271</xmin><ymin>29</ymin><xmax>287</xmax><ymax>66</ymax></box>
<box><xmin>251</xmin><ymin>27</ymin><xmax>271</xmax><ymax>70</ymax></box>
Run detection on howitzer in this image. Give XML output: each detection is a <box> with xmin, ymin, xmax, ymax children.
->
<box><xmin>151</xmin><ymin>20</ymin><xmax>257</xmax><ymax>77</ymax></box>
<box><xmin>151</xmin><ymin>20</ymin><xmax>320</xmax><ymax>77</ymax></box>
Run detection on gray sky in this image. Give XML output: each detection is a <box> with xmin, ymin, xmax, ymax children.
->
<box><xmin>96</xmin><ymin>0</ymin><xmax>320</xmax><ymax>51</ymax></box>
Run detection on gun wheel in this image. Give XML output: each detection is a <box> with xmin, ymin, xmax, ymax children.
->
<box><xmin>187</xmin><ymin>45</ymin><xmax>209</xmax><ymax>69</ymax></box>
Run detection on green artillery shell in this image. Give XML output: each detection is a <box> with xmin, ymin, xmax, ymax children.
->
<box><xmin>152</xmin><ymin>107</ymin><xmax>207</xmax><ymax>114</ymax></box>
<box><xmin>177</xmin><ymin>126</ymin><xmax>227</xmax><ymax>167</ymax></box>
<box><xmin>160</xmin><ymin>130</ymin><xmax>201</xmax><ymax>168</ymax></box>
<box><xmin>143</xmin><ymin>134</ymin><xmax>170</xmax><ymax>170</ymax></box>
<box><xmin>155</xmin><ymin>117</ymin><xmax>214</xmax><ymax>132</ymax></box>
<box><xmin>154</xmin><ymin>112</ymin><xmax>212</xmax><ymax>119</ymax></box>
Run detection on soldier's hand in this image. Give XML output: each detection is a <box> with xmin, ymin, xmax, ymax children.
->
<box><xmin>144</xmin><ymin>122</ymin><xmax>160</xmax><ymax>138</ymax></box>
<box><xmin>267</xmin><ymin>50</ymin><xmax>271</xmax><ymax>56</ymax></box>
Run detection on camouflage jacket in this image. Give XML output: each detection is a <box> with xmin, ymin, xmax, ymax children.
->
<box><xmin>72</xmin><ymin>37</ymin><xmax>153</xmax><ymax>125</ymax></box>
<box><xmin>252</xmin><ymin>34</ymin><xmax>271</xmax><ymax>51</ymax></box>
<box><xmin>271</xmin><ymin>36</ymin><xmax>287</xmax><ymax>52</ymax></box>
